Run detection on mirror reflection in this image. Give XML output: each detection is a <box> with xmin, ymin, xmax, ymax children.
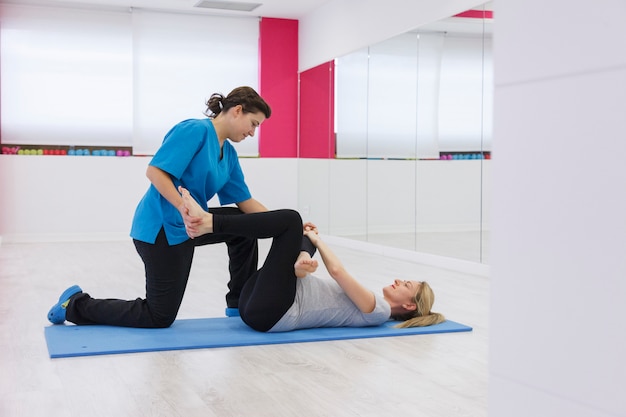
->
<box><xmin>300</xmin><ymin>4</ymin><xmax>493</xmax><ymax>264</ymax></box>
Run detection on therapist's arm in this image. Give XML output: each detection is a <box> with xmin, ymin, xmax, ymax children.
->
<box><xmin>236</xmin><ymin>198</ymin><xmax>268</xmax><ymax>213</ymax></box>
<box><xmin>146</xmin><ymin>165</ymin><xmax>185</xmax><ymax>213</ymax></box>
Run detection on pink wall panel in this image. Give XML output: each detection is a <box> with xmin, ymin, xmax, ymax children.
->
<box><xmin>258</xmin><ymin>18</ymin><xmax>299</xmax><ymax>157</ymax></box>
<box><xmin>299</xmin><ymin>61</ymin><xmax>335</xmax><ymax>158</ymax></box>
<box><xmin>454</xmin><ymin>9</ymin><xmax>494</xmax><ymax>19</ymax></box>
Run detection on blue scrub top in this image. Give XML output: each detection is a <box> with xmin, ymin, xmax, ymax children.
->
<box><xmin>130</xmin><ymin>118</ymin><xmax>251</xmax><ymax>245</ymax></box>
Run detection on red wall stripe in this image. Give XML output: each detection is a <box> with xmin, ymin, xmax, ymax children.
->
<box><xmin>454</xmin><ymin>9</ymin><xmax>494</xmax><ymax>19</ymax></box>
<box><xmin>258</xmin><ymin>18</ymin><xmax>299</xmax><ymax>157</ymax></box>
<box><xmin>299</xmin><ymin>61</ymin><xmax>335</xmax><ymax>158</ymax></box>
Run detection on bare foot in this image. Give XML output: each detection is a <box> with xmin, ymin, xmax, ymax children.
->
<box><xmin>295</xmin><ymin>252</ymin><xmax>318</xmax><ymax>278</ymax></box>
<box><xmin>178</xmin><ymin>186</ymin><xmax>205</xmax><ymax>217</ymax></box>
<box><xmin>178</xmin><ymin>186</ymin><xmax>213</xmax><ymax>236</ymax></box>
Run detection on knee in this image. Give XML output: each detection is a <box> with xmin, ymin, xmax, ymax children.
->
<box><xmin>150</xmin><ymin>313</ymin><xmax>177</xmax><ymax>328</ymax></box>
<box><xmin>281</xmin><ymin>209</ymin><xmax>302</xmax><ymax>227</ymax></box>
<box><xmin>240</xmin><ymin>312</ymin><xmax>272</xmax><ymax>333</ymax></box>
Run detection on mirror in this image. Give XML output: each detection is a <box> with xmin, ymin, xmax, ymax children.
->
<box><xmin>299</xmin><ymin>4</ymin><xmax>493</xmax><ymax>264</ymax></box>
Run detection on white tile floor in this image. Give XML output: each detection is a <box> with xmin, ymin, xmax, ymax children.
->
<box><xmin>0</xmin><ymin>236</ymin><xmax>489</xmax><ymax>417</ymax></box>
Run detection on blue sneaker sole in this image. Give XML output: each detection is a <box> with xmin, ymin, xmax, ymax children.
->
<box><xmin>225</xmin><ymin>307</ymin><xmax>240</xmax><ymax>317</ymax></box>
<box><xmin>47</xmin><ymin>285</ymin><xmax>82</xmax><ymax>324</ymax></box>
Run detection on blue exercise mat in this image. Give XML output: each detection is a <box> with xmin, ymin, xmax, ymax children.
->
<box><xmin>44</xmin><ymin>317</ymin><xmax>472</xmax><ymax>358</ymax></box>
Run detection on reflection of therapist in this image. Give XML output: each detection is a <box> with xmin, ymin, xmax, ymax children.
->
<box><xmin>48</xmin><ymin>86</ymin><xmax>272</xmax><ymax>328</ymax></box>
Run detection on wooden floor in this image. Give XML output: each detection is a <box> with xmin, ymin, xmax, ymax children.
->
<box><xmin>0</xmin><ymin>237</ymin><xmax>489</xmax><ymax>417</ymax></box>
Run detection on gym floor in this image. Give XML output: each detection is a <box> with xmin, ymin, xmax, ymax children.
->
<box><xmin>0</xmin><ymin>236</ymin><xmax>488</xmax><ymax>417</ymax></box>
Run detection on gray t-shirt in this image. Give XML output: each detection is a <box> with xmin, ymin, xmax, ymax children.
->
<box><xmin>268</xmin><ymin>274</ymin><xmax>391</xmax><ymax>332</ymax></box>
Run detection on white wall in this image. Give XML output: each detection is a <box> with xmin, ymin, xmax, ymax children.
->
<box><xmin>0</xmin><ymin>2</ymin><xmax>494</xmax><ymax>245</ymax></box>
<box><xmin>297</xmin><ymin>158</ymin><xmax>489</xmax><ymax>236</ymax></box>
<box><xmin>489</xmin><ymin>1</ymin><xmax>626</xmax><ymax>416</ymax></box>
<box><xmin>0</xmin><ymin>156</ymin><xmax>487</xmax><ymax>243</ymax></box>
<box><xmin>298</xmin><ymin>0</ymin><xmax>485</xmax><ymax>71</ymax></box>
<box><xmin>0</xmin><ymin>155</ymin><xmax>298</xmax><ymax>242</ymax></box>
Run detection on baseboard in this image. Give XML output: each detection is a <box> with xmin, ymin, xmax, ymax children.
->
<box><xmin>323</xmin><ymin>235</ymin><xmax>490</xmax><ymax>277</ymax></box>
<box><xmin>0</xmin><ymin>232</ymin><xmax>490</xmax><ymax>277</ymax></box>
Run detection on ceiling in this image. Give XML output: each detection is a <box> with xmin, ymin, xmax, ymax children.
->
<box><xmin>0</xmin><ymin>0</ymin><xmax>493</xmax><ymax>36</ymax></box>
<box><xmin>0</xmin><ymin>0</ymin><xmax>333</xmax><ymax>19</ymax></box>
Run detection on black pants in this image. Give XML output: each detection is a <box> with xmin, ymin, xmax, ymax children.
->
<box><xmin>214</xmin><ymin>209</ymin><xmax>315</xmax><ymax>332</ymax></box>
<box><xmin>66</xmin><ymin>207</ymin><xmax>257</xmax><ymax>328</ymax></box>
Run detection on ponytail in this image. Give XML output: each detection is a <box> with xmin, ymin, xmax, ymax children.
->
<box><xmin>204</xmin><ymin>86</ymin><xmax>271</xmax><ymax>119</ymax></box>
<box><xmin>394</xmin><ymin>312</ymin><xmax>445</xmax><ymax>328</ymax></box>
<box><xmin>391</xmin><ymin>281</ymin><xmax>446</xmax><ymax>328</ymax></box>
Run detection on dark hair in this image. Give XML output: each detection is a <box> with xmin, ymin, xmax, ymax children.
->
<box><xmin>205</xmin><ymin>86</ymin><xmax>271</xmax><ymax>119</ymax></box>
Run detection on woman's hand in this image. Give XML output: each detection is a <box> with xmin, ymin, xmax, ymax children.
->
<box><xmin>304</xmin><ymin>229</ymin><xmax>320</xmax><ymax>246</ymax></box>
<box><xmin>303</xmin><ymin>222</ymin><xmax>318</xmax><ymax>234</ymax></box>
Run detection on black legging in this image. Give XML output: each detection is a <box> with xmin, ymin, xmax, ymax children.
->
<box><xmin>66</xmin><ymin>207</ymin><xmax>258</xmax><ymax>328</ymax></box>
<box><xmin>214</xmin><ymin>209</ymin><xmax>315</xmax><ymax>332</ymax></box>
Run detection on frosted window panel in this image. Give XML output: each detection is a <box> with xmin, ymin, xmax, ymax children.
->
<box><xmin>132</xmin><ymin>10</ymin><xmax>259</xmax><ymax>156</ymax></box>
<box><xmin>335</xmin><ymin>49</ymin><xmax>369</xmax><ymax>158</ymax></box>
<box><xmin>0</xmin><ymin>5</ymin><xmax>132</xmax><ymax>146</ymax></box>
<box><xmin>415</xmin><ymin>33</ymin><xmax>445</xmax><ymax>159</ymax></box>
<box><xmin>481</xmin><ymin>37</ymin><xmax>494</xmax><ymax>152</ymax></box>
<box><xmin>367</xmin><ymin>33</ymin><xmax>418</xmax><ymax>158</ymax></box>
<box><xmin>438</xmin><ymin>35</ymin><xmax>488</xmax><ymax>152</ymax></box>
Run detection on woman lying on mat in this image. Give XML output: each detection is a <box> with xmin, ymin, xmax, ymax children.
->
<box><xmin>180</xmin><ymin>187</ymin><xmax>445</xmax><ymax>332</ymax></box>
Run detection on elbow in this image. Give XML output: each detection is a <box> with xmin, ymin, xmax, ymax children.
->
<box><xmin>361</xmin><ymin>305</ymin><xmax>375</xmax><ymax>314</ymax></box>
<box><xmin>146</xmin><ymin>165</ymin><xmax>169</xmax><ymax>186</ymax></box>
<box><xmin>145</xmin><ymin>165</ymin><xmax>156</xmax><ymax>181</ymax></box>
<box><xmin>328</xmin><ymin>265</ymin><xmax>346</xmax><ymax>279</ymax></box>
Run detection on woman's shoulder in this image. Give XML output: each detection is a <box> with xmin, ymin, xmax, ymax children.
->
<box><xmin>165</xmin><ymin>118</ymin><xmax>212</xmax><ymax>136</ymax></box>
<box><xmin>175</xmin><ymin>117</ymin><xmax>213</xmax><ymax>129</ymax></box>
<box><xmin>174</xmin><ymin>118</ymin><xmax>217</xmax><ymax>144</ymax></box>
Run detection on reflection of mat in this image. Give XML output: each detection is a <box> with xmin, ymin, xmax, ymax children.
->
<box><xmin>44</xmin><ymin>317</ymin><xmax>472</xmax><ymax>358</ymax></box>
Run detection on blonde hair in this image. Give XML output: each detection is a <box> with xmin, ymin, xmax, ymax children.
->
<box><xmin>392</xmin><ymin>281</ymin><xmax>445</xmax><ymax>328</ymax></box>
